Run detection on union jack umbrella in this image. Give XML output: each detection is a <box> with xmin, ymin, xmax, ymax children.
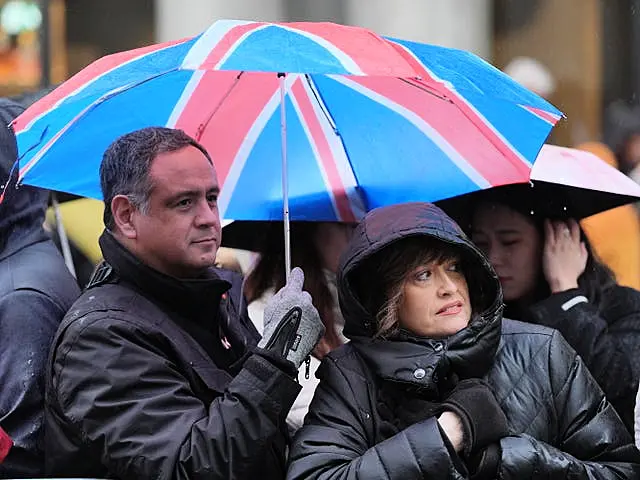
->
<box><xmin>11</xmin><ymin>19</ymin><xmax>561</xmax><ymax>241</ymax></box>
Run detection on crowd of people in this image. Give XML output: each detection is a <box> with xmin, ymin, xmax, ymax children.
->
<box><xmin>2</xmin><ymin>91</ymin><xmax>640</xmax><ymax>479</ymax></box>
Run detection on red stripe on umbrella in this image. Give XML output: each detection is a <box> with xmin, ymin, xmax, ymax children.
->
<box><xmin>290</xmin><ymin>78</ymin><xmax>356</xmax><ymax>222</ymax></box>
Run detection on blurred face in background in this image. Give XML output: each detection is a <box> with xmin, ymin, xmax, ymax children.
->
<box><xmin>471</xmin><ymin>202</ymin><xmax>543</xmax><ymax>303</ymax></box>
<box><xmin>313</xmin><ymin>222</ymin><xmax>357</xmax><ymax>273</ymax></box>
<box><xmin>622</xmin><ymin>134</ymin><xmax>640</xmax><ymax>178</ymax></box>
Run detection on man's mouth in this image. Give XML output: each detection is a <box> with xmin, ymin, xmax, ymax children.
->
<box><xmin>193</xmin><ymin>237</ymin><xmax>217</xmax><ymax>244</ymax></box>
<box><xmin>436</xmin><ymin>301</ymin><xmax>463</xmax><ymax>315</ymax></box>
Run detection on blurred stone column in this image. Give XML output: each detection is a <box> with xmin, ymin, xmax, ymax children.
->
<box><xmin>343</xmin><ymin>0</ymin><xmax>492</xmax><ymax>59</ymax></box>
<box><xmin>154</xmin><ymin>0</ymin><xmax>286</xmax><ymax>42</ymax></box>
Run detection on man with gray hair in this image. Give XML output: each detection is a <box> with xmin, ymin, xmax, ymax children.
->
<box><xmin>44</xmin><ymin>126</ymin><xmax>325</xmax><ymax>479</ymax></box>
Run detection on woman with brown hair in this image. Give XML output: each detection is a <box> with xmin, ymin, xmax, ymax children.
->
<box><xmin>244</xmin><ymin>221</ymin><xmax>353</xmax><ymax>432</ymax></box>
<box><xmin>287</xmin><ymin>202</ymin><xmax>639</xmax><ymax>479</ymax></box>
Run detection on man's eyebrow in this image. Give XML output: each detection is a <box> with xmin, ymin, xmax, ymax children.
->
<box><xmin>166</xmin><ymin>187</ymin><xmax>220</xmax><ymax>204</ymax></box>
<box><xmin>165</xmin><ymin>190</ymin><xmax>199</xmax><ymax>204</ymax></box>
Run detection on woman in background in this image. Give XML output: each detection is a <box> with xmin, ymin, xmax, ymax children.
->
<box><xmin>245</xmin><ymin>221</ymin><xmax>353</xmax><ymax>432</ymax></box>
<box><xmin>470</xmin><ymin>193</ymin><xmax>640</xmax><ymax>432</ymax></box>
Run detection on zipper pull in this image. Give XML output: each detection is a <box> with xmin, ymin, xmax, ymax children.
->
<box><xmin>305</xmin><ymin>356</ymin><xmax>311</xmax><ymax>380</ymax></box>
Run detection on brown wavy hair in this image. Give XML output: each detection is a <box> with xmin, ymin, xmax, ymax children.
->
<box><xmin>353</xmin><ymin>236</ymin><xmax>485</xmax><ymax>338</ymax></box>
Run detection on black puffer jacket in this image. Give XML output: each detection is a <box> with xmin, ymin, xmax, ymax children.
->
<box><xmin>287</xmin><ymin>202</ymin><xmax>640</xmax><ymax>479</ymax></box>
<box><xmin>523</xmin><ymin>285</ymin><xmax>640</xmax><ymax>432</ymax></box>
<box><xmin>45</xmin><ymin>231</ymin><xmax>300</xmax><ymax>479</ymax></box>
<box><xmin>0</xmin><ymin>99</ymin><xmax>80</xmax><ymax>477</ymax></box>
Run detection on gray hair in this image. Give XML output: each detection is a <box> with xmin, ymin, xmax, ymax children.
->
<box><xmin>100</xmin><ymin>127</ymin><xmax>212</xmax><ymax>230</ymax></box>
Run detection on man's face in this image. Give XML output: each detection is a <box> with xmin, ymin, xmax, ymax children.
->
<box><xmin>130</xmin><ymin>146</ymin><xmax>221</xmax><ymax>278</ymax></box>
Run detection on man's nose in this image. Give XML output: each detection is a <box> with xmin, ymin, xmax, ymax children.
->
<box><xmin>195</xmin><ymin>199</ymin><xmax>219</xmax><ymax>227</ymax></box>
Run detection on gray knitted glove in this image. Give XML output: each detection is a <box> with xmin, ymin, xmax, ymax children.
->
<box><xmin>258</xmin><ymin>267</ymin><xmax>325</xmax><ymax>369</ymax></box>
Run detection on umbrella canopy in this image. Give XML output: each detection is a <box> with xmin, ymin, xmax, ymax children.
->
<box><xmin>437</xmin><ymin>143</ymin><xmax>640</xmax><ymax>223</ymax></box>
<box><xmin>12</xmin><ymin>19</ymin><xmax>561</xmax><ymax>223</ymax></box>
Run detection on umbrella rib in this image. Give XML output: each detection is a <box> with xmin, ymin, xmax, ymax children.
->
<box><xmin>193</xmin><ymin>71</ymin><xmax>245</xmax><ymax>141</ymax></box>
<box><xmin>304</xmin><ymin>74</ymin><xmax>367</xmax><ymax>212</ymax></box>
<box><xmin>304</xmin><ymin>74</ymin><xmax>338</xmax><ymax>133</ymax></box>
<box><xmin>401</xmin><ymin>76</ymin><xmax>533</xmax><ymax>175</ymax></box>
<box><xmin>399</xmin><ymin>78</ymin><xmax>452</xmax><ymax>103</ymax></box>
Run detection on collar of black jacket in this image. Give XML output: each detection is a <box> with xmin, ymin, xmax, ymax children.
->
<box><xmin>98</xmin><ymin>230</ymin><xmax>231</xmax><ymax>319</ymax></box>
<box><xmin>350</xmin><ymin>307</ymin><xmax>502</xmax><ymax>396</ymax></box>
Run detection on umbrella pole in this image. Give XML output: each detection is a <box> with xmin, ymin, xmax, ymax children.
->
<box><xmin>51</xmin><ymin>192</ymin><xmax>77</xmax><ymax>279</ymax></box>
<box><xmin>279</xmin><ymin>73</ymin><xmax>291</xmax><ymax>282</ymax></box>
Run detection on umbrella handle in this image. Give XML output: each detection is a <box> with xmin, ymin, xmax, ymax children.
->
<box><xmin>279</xmin><ymin>73</ymin><xmax>291</xmax><ymax>282</ymax></box>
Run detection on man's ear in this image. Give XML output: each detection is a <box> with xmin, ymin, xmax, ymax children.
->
<box><xmin>111</xmin><ymin>195</ymin><xmax>138</xmax><ymax>239</ymax></box>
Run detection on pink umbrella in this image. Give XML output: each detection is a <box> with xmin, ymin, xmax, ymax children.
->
<box><xmin>438</xmin><ymin>143</ymin><xmax>640</xmax><ymax>220</ymax></box>
<box><xmin>533</xmin><ymin>144</ymin><xmax>640</xmax><ymax>198</ymax></box>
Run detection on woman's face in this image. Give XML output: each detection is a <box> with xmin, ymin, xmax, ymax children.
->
<box><xmin>398</xmin><ymin>256</ymin><xmax>472</xmax><ymax>338</ymax></box>
<box><xmin>471</xmin><ymin>203</ymin><xmax>543</xmax><ymax>303</ymax></box>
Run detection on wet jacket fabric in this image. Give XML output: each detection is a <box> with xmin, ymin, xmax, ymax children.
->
<box><xmin>524</xmin><ymin>284</ymin><xmax>640</xmax><ymax>433</ymax></box>
<box><xmin>45</xmin><ymin>231</ymin><xmax>300</xmax><ymax>479</ymax></box>
<box><xmin>0</xmin><ymin>99</ymin><xmax>80</xmax><ymax>478</ymax></box>
<box><xmin>287</xmin><ymin>202</ymin><xmax>640</xmax><ymax>479</ymax></box>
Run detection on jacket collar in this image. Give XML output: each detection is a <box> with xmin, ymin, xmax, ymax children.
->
<box><xmin>99</xmin><ymin>230</ymin><xmax>231</xmax><ymax>321</ymax></box>
<box><xmin>351</xmin><ymin>305</ymin><xmax>503</xmax><ymax>395</ymax></box>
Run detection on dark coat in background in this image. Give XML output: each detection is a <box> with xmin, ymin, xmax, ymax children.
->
<box><xmin>523</xmin><ymin>283</ymin><xmax>640</xmax><ymax>432</ymax></box>
<box><xmin>0</xmin><ymin>99</ymin><xmax>80</xmax><ymax>477</ymax></box>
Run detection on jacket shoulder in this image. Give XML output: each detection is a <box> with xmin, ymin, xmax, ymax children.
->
<box><xmin>497</xmin><ymin>319</ymin><xmax>561</xmax><ymax>365</ymax></box>
<box><xmin>500</xmin><ymin>318</ymin><xmax>557</xmax><ymax>337</ymax></box>
<box><xmin>0</xmin><ymin>240</ymin><xmax>80</xmax><ymax>310</ymax></box>
<box><xmin>61</xmin><ymin>283</ymin><xmax>164</xmax><ymax>339</ymax></box>
<box><xmin>602</xmin><ymin>285</ymin><xmax>640</xmax><ymax>315</ymax></box>
<box><xmin>321</xmin><ymin>343</ymin><xmax>373</xmax><ymax>384</ymax></box>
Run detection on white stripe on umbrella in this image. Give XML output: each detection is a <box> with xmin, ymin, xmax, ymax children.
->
<box><xmin>180</xmin><ymin>19</ymin><xmax>258</xmax><ymax>69</ymax></box>
<box><xmin>165</xmin><ymin>70</ymin><xmax>206</xmax><ymax>128</ymax></box>
<box><xmin>388</xmin><ymin>40</ymin><xmax>534</xmax><ymax>169</ymax></box>
<box><xmin>217</xmin><ymin>74</ymin><xmax>298</xmax><ymax>220</ymax></box>
<box><xmin>330</xmin><ymin>75</ymin><xmax>492</xmax><ymax>189</ymax></box>
<box><xmin>288</xmin><ymin>77</ymin><xmax>347</xmax><ymax>221</ymax></box>
<box><xmin>292</xmin><ymin>76</ymin><xmax>366</xmax><ymax>220</ymax></box>
<box><xmin>20</xmin><ymin>41</ymin><xmax>187</xmax><ymax>134</ymax></box>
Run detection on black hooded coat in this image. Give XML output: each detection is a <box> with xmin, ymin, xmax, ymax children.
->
<box><xmin>287</xmin><ymin>202</ymin><xmax>640</xmax><ymax>479</ymax></box>
<box><xmin>0</xmin><ymin>99</ymin><xmax>80</xmax><ymax>477</ymax></box>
